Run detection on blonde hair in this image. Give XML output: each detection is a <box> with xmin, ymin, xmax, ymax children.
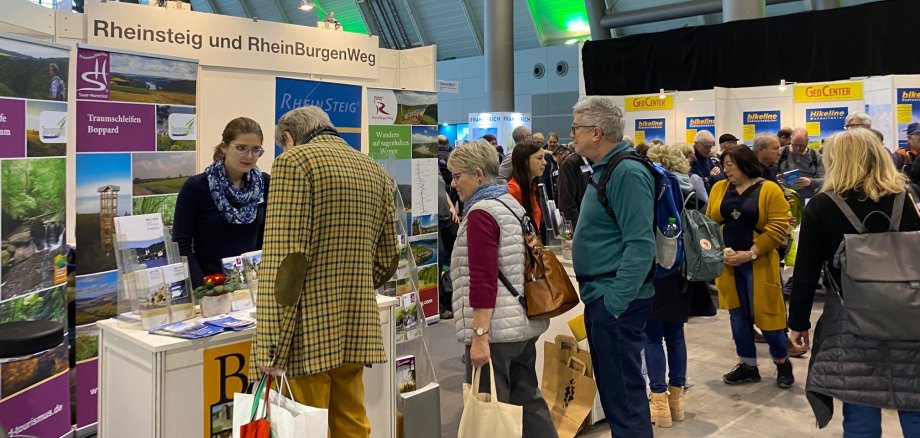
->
<box><xmin>647</xmin><ymin>144</ymin><xmax>691</xmax><ymax>174</ymax></box>
<box><xmin>821</xmin><ymin>128</ymin><xmax>906</xmax><ymax>202</ymax></box>
<box><xmin>447</xmin><ymin>139</ymin><xmax>499</xmax><ymax>181</ymax></box>
<box><xmin>676</xmin><ymin>142</ymin><xmax>694</xmax><ymax>159</ymax></box>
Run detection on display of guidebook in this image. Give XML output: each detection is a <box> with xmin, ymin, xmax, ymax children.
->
<box><xmin>202</xmin><ymin>315</ymin><xmax>255</xmax><ymax>331</ymax></box>
<box><xmin>149</xmin><ymin>321</ymin><xmax>224</xmax><ymax>339</ymax></box>
<box><xmin>162</xmin><ymin>262</ymin><xmax>195</xmax><ymax>322</ymax></box>
<box><xmin>113</xmin><ymin>214</ymin><xmax>168</xmax><ymax>269</ymax></box>
<box><xmin>222</xmin><ymin>256</ymin><xmax>254</xmax><ymax>311</ymax></box>
<box><xmin>396</xmin><ymin>355</ymin><xmax>417</xmax><ymax>393</ymax></box>
<box><xmin>241</xmin><ymin>250</ymin><xmax>262</xmax><ymax>303</ymax></box>
<box><xmin>133</xmin><ymin>267</ymin><xmax>171</xmax><ymax>330</ymax></box>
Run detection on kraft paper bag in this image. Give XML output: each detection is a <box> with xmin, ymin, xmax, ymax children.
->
<box><xmin>542</xmin><ymin>336</ymin><xmax>597</xmax><ymax>438</ymax></box>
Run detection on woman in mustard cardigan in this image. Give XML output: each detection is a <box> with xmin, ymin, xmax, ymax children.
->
<box><xmin>706</xmin><ymin>144</ymin><xmax>794</xmax><ymax>389</ymax></box>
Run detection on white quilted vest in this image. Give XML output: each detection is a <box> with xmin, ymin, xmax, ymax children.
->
<box><xmin>450</xmin><ymin>194</ymin><xmax>549</xmax><ymax>344</ymax></box>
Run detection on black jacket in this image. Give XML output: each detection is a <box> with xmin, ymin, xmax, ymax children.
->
<box><xmin>789</xmin><ymin>186</ymin><xmax>920</xmax><ymax>427</ymax></box>
<box><xmin>556</xmin><ymin>153</ymin><xmax>591</xmax><ymax>229</ymax></box>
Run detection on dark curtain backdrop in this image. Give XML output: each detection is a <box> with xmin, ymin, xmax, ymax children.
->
<box><xmin>583</xmin><ymin>0</ymin><xmax>918</xmax><ymax>96</ymax></box>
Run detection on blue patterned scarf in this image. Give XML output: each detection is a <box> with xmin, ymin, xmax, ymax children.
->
<box><xmin>464</xmin><ymin>183</ymin><xmax>508</xmax><ymax>215</ymax></box>
<box><xmin>205</xmin><ymin>159</ymin><xmax>265</xmax><ymax>225</ymax></box>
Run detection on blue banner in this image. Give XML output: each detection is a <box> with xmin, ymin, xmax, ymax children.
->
<box><xmin>897</xmin><ymin>88</ymin><xmax>920</xmax><ymax>150</ymax></box>
<box><xmin>275</xmin><ymin>78</ymin><xmax>362</xmax><ymax>155</ymax></box>
<box><xmin>805</xmin><ymin>107</ymin><xmax>847</xmax><ymax>149</ymax></box>
<box><xmin>742</xmin><ymin>111</ymin><xmax>781</xmax><ymax>142</ymax></box>
<box><xmin>635</xmin><ymin>118</ymin><xmax>666</xmax><ymax>144</ymax></box>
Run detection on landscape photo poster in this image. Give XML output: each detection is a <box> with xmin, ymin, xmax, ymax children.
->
<box><xmin>274</xmin><ymin>77</ymin><xmax>363</xmax><ymax>156</ymax></box>
<box><xmin>73</xmin><ymin>45</ymin><xmax>197</xmax><ymax>428</ymax></box>
<box><xmin>0</xmin><ymin>34</ymin><xmax>71</xmax><ymax>438</ymax></box>
<box><xmin>367</xmin><ymin>88</ymin><xmax>440</xmax><ymax>324</ymax></box>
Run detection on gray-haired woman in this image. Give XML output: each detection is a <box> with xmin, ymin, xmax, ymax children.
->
<box><xmin>448</xmin><ymin>140</ymin><xmax>556</xmax><ymax>438</ymax></box>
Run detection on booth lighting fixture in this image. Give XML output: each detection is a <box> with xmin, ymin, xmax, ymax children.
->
<box><xmin>564</xmin><ymin>39</ymin><xmax>579</xmax><ymax>45</ymax></box>
<box><xmin>658</xmin><ymin>89</ymin><xmax>676</xmax><ymax>100</ymax></box>
<box><xmin>299</xmin><ymin>0</ymin><xmax>315</xmax><ymax>11</ymax></box>
<box><xmin>778</xmin><ymin>79</ymin><xmax>797</xmax><ymax>92</ymax></box>
<box><xmin>442</xmin><ymin>123</ymin><xmax>449</xmax><ymax>127</ymax></box>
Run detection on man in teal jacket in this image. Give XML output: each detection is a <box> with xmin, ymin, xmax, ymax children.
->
<box><xmin>571</xmin><ymin>96</ymin><xmax>655</xmax><ymax>437</ymax></box>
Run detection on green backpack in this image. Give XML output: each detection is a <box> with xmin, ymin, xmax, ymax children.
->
<box><xmin>681</xmin><ymin>192</ymin><xmax>725</xmax><ymax>282</ymax></box>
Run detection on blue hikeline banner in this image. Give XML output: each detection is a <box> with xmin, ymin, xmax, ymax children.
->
<box><xmin>742</xmin><ymin>110</ymin><xmax>781</xmax><ymax>142</ymax></box>
<box><xmin>635</xmin><ymin>118</ymin><xmax>666</xmax><ymax>145</ymax></box>
<box><xmin>805</xmin><ymin>107</ymin><xmax>847</xmax><ymax>149</ymax></box>
<box><xmin>685</xmin><ymin>116</ymin><xmax>715</xmax><ymax>143</ymax></box>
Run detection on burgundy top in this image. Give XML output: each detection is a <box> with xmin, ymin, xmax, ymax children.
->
<box><xmin>466</xmin><ymin>209</ymin><xmax>500</xmax><ymax>308</ymax></box>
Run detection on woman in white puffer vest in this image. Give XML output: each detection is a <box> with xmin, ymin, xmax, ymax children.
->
<box><xmin>448</xmin><ymin>139</ymin><xmax>556</xmax><ymax>438</ymax></box>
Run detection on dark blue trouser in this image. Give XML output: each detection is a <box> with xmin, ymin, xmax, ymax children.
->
<box><xmin>842</xmin><ymin>402</ymin><xmax>920</xmax><ymax>438</ymax></box>
<box><xmin>584</xmin><ymin>296</ymin><xmax>653</xmax><ymax>438</ymax></box>
<box><xmin>729</xmin><ymin>263</ymin><xmax>788</xmax><ymax>365</ymax></box>
<box><xmin>644</xmin><ymin>319</ymin><xmax>687</xmax><ymax>393</ymax></box>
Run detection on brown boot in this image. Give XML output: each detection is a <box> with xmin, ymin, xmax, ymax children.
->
<box><xmin>649</xmin><ymin>391</ymin><xmax>672</xmax><ymax>428</ymax></box>
<box><xmin>668</xmin><ymin>386</ymin><xmax>685</xmax><ymax>421</ymax></box>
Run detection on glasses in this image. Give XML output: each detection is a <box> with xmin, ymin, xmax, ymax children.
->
<box><xmin>723</xmin><ymin>162</ymin><xmax>736</xmax><ymax>169</ymax></box>
<box><xmin>845</xmin><ymin>123</ymin><xmax>867</xmax><ymax>130</ymax></box>
<box><xmin>232</xmin><ymin>144</ymin><xmax>265</xmax><ymax>157</ymax></box>
<box><xmin>791</xmin><ymin>143</ymin><xmax>808</xmax><ymax>148</ymax></box>
<box><xmin>570</xmin><ymin>124</ymin><xmax>597</xmax><ymax>135</ymax></box>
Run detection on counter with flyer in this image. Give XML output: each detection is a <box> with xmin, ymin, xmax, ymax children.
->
<box><xmin>97</xmin><ymin>296</ymin><xmax>398</xmax><ymax>438</ymax></box>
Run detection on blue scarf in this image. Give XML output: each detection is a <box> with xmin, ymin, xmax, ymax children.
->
<box><xmin>464</xmin><ymin>183</ymin><xmax>508</xmax><ymax>215</ymax></box>
<box><xmin>204</xmin><ymin>159</ymin><xmax>265</xmax><ymax>225</ymax></box>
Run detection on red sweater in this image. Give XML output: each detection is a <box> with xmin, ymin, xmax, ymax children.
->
<box><xmin>507</xmin><ymin>178</ymin><xmax>542</xmax><ymax>231</ymax></box>
<box><xmin>466</xmin><ymin>210</ymin><xmax>500</xmax><ymax>308</ymax></box>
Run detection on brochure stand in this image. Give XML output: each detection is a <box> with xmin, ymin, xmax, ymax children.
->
<box><xmin>377</xmin><ymin>158</ymin><xmax>441</xmax><ymax>438</ymax></box>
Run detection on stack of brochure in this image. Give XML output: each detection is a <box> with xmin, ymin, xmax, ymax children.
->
<box><xmin>149</xmin><ymin>315</ymin><xmax>254</xmax><ymax>339</ymax></box>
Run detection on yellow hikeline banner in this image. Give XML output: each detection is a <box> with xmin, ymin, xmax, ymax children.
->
<box><xmin>793</xmin><ymin>81</ymin><xmax>863</xmax><ymax>103</ymax></box>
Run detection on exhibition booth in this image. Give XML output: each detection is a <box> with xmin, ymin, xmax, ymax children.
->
<box><xmin>0</xmin><ymin>1</ymin><xmax>440</xmax><ymax>437</ymax></box>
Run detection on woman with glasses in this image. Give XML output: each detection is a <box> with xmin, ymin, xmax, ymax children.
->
<box><xmin>173</xmin><ymin>117</ymin><xmax>270</xmax><ymax>287</ymax></box>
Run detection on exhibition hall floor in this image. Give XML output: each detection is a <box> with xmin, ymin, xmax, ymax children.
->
<box><xmin>428</xmin><ymin>298</ymin><xmax>907</xmax><ymax>437</ymax></box>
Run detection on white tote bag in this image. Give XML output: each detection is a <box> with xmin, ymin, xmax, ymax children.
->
<box><xmin>457</xmin><ymin>365</ymin><xmax>523</xmax><ymax>438</ymax></box>
<box><xmin>232</xmin><ymin>373</ymin><xmax>329</xmax><ymax>438</ymax></box>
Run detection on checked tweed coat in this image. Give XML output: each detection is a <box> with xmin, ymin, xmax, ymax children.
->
<box><xmin>250</xmin><ymin>134</ymin><xmax>399</xmax><ymax>378</ymax></box>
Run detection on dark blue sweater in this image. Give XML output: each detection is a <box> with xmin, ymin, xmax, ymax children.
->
<box><xmin>172</xmin><ymin>172</ymin><xmax>270</xmax><ymax>287</ymax></box>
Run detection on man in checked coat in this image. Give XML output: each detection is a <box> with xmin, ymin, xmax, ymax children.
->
<box><xmin>251</xmin><ymin>105</ymin><xmax>398</xmax><ymax>437</ymax></box>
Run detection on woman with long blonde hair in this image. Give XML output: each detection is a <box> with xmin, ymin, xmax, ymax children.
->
<box><xmin>788</xmin><ymin>128</ymin><xmax>920</xmax><ymax>435</ymax></box>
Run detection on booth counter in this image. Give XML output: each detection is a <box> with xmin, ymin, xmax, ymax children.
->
<box><xmin>97</xmin><ymin>295</ymin><xmax>398</xmax><ymax>438</ymax></box>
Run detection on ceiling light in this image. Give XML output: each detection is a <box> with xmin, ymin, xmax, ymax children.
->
<box><xmin>299</xmin><ymin>0</ymin><xmax>314</xmax><ymax>11</ymax></box>
<box><xmin>659</xmin><ymin>89</ymin><xmax>666</xmax><ymax>100</ymax></box>
<box><xmin>566</xmin><ymin>18</ymin><xmax>590</xmax><ymax>33</ymax></box>
<box><xmin>564</xmin><ymin>39</ymin><xmax>579</xmax><ymax>45</ymax></box>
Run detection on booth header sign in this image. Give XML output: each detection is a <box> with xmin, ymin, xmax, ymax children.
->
<box><xmin>86</xmin><ymin>2</ymin><xmax>379</xmax><ymax>79</ymax></box>
<box><xmin>625</xmin><ymin>95</ymin><xmax>673</xmax><ymax>112</ymax></box>
<box><xmin>793</xmin><ymin>82</ymin><xmax>862</xmax><ymax>103</ymax></box>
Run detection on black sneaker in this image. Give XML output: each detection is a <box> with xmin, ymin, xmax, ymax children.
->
<box><xmin>775</xmin><ymin>360</ymin><xmax>794</xmax><ymax>389</ymax></box>
<box><xmin>723</xmin><ymin>363</ymin><xmax>761</xmax><ymax>385</ymax></box>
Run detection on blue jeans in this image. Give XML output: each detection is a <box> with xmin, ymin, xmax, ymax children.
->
<box><xmin>842</xmin><ymin>402</ymin><xmax>920</xmax><ymax>438</ymax></box>
<box><xmin>729</xmin><ymin>264</ymin><xmax>788</xmax><ymax>364</ymax></box>
<box><xmin>644</xmin><ymin>319</ymin><xmax>687</xmax><ymax>393</ymax></box>
<box><xmin>584</xmin><ymin>296</ymin><xmax>653</xmax><ymax>438</ymax></box>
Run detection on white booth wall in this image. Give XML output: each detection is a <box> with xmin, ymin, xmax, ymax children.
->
<box><xmin>715</xmin><ymin>85</ymin><xmax>793</xmax><ymax>145</ymax></box>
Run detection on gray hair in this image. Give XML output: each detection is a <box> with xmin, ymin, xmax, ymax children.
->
<box><xmin>694</xmin><ymin>130</ymin><xmax>714</xmax><ymax>144</ymax></box>
<box><xmin>844</xmin><ymin>112</ymin><xmax>872</xmax><ymax>128</ymax></box>
<box><xmin>791</xmin><ymin>127</ymin><xmax>809</xmax><ymax>141</ymax></box>
<box><xmin>751</xmin><ymin>134</ymin><xmax>778</xmax><ymax>153</ymax></box>
<box><xmin>447</xmin><ymin>139</ymin><xmax>499</xmax><ymax>182</ymax></box>
<box><xmin>572</xmin><ymin>96</ymin><xmax>625</xmax><ymax>143</ymax></box>
<box><xmin>511</xmin><ymin>125</ymin><xmax>532</xmax><ymax>143</ymax></box>
<box><xmin>274</xmin><ymin>106</ymin><xmax>335</xmax><ymax>147</ymax></box>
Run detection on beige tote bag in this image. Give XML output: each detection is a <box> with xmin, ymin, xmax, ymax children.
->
<box><xmin>457</xmin><ymin>365</ymin><xmax>523</xmax><ymax>438</ymax></box>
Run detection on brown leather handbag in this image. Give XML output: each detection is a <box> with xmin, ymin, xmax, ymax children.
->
<box><xmin>493</xmin><ymin>198</ymin><xmax>579</xmax><ymax>320</ymax></box>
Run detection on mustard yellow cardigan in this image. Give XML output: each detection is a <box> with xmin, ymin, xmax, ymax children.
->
<box><xmin>706</xmin><ymin>179</ymin><xmax>790</xmax><ymax>330</ymax></box>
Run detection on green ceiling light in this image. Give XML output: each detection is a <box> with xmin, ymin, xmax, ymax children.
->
<box><xmin>564</xmin><ymin>38</ymin><xmax>579</xmax><ymax>45</ymax></box>
<box><xmin>524</xmin><ymin>0</ymin><xmax>589</xmax><ymax>45</ymax></box>
<box><xmin>310</xmin><ymin>1</ymin><xmax>368</xmax><ymax>34</ymax></box>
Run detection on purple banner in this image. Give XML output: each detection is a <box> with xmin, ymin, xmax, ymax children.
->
<box><xmin>76</xmin><ymin>101</ymin><xmax>155</xmax><ymax>152</ymax></box>
<box><xmin>0</xmin><ymin>372</ymin><xmax>71</xmax><ymax>438</ymax></box>
<box><xmin>76</xmin><ymin>359</ymin><xmax>98</xmax><ymax>428</ymax></box>
<box><xmin>0</xmin><ymin>98</ymin><xmax>26</xmax><ymax>158</ymax></box>
<box><xmin>76</xmin><ymin>49</ymin><xmax>110</xmax><ymax>100</ymax></box>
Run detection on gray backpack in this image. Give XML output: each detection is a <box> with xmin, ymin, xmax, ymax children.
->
<box><xmin>824</xmin><ymin>190</ymin><xmax>920</xmax><ymax>340</ymax></box>
<box><xmin>681</xmin><ymin>192</ymin><xmax>724</xmax><ymax>282</ymax></box>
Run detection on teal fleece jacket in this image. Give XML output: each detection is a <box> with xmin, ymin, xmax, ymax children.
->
<box><xmin>572</xmin><ymin>143</ymin><xmax>655</xmax><ymax>317</ymax></box>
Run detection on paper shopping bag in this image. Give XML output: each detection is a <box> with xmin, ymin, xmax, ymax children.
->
<box><xmin>542</xmin><ymin>335</ymin><xmax>596</xmax><ymax>438</ymax></box>
<box><xmin>233</xmin><ymin>374</ymin><xmax>273</xmax><ymax>438</ymax></box>
<box><xmin>267</xmin><ymin>373</ymin><xmax>329</xmax><ymax>438</ymax></box>
<box><xmin>457</xmin><ymin>366</ymin><xmax>523</xmax><ymax>438</ymax></box>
